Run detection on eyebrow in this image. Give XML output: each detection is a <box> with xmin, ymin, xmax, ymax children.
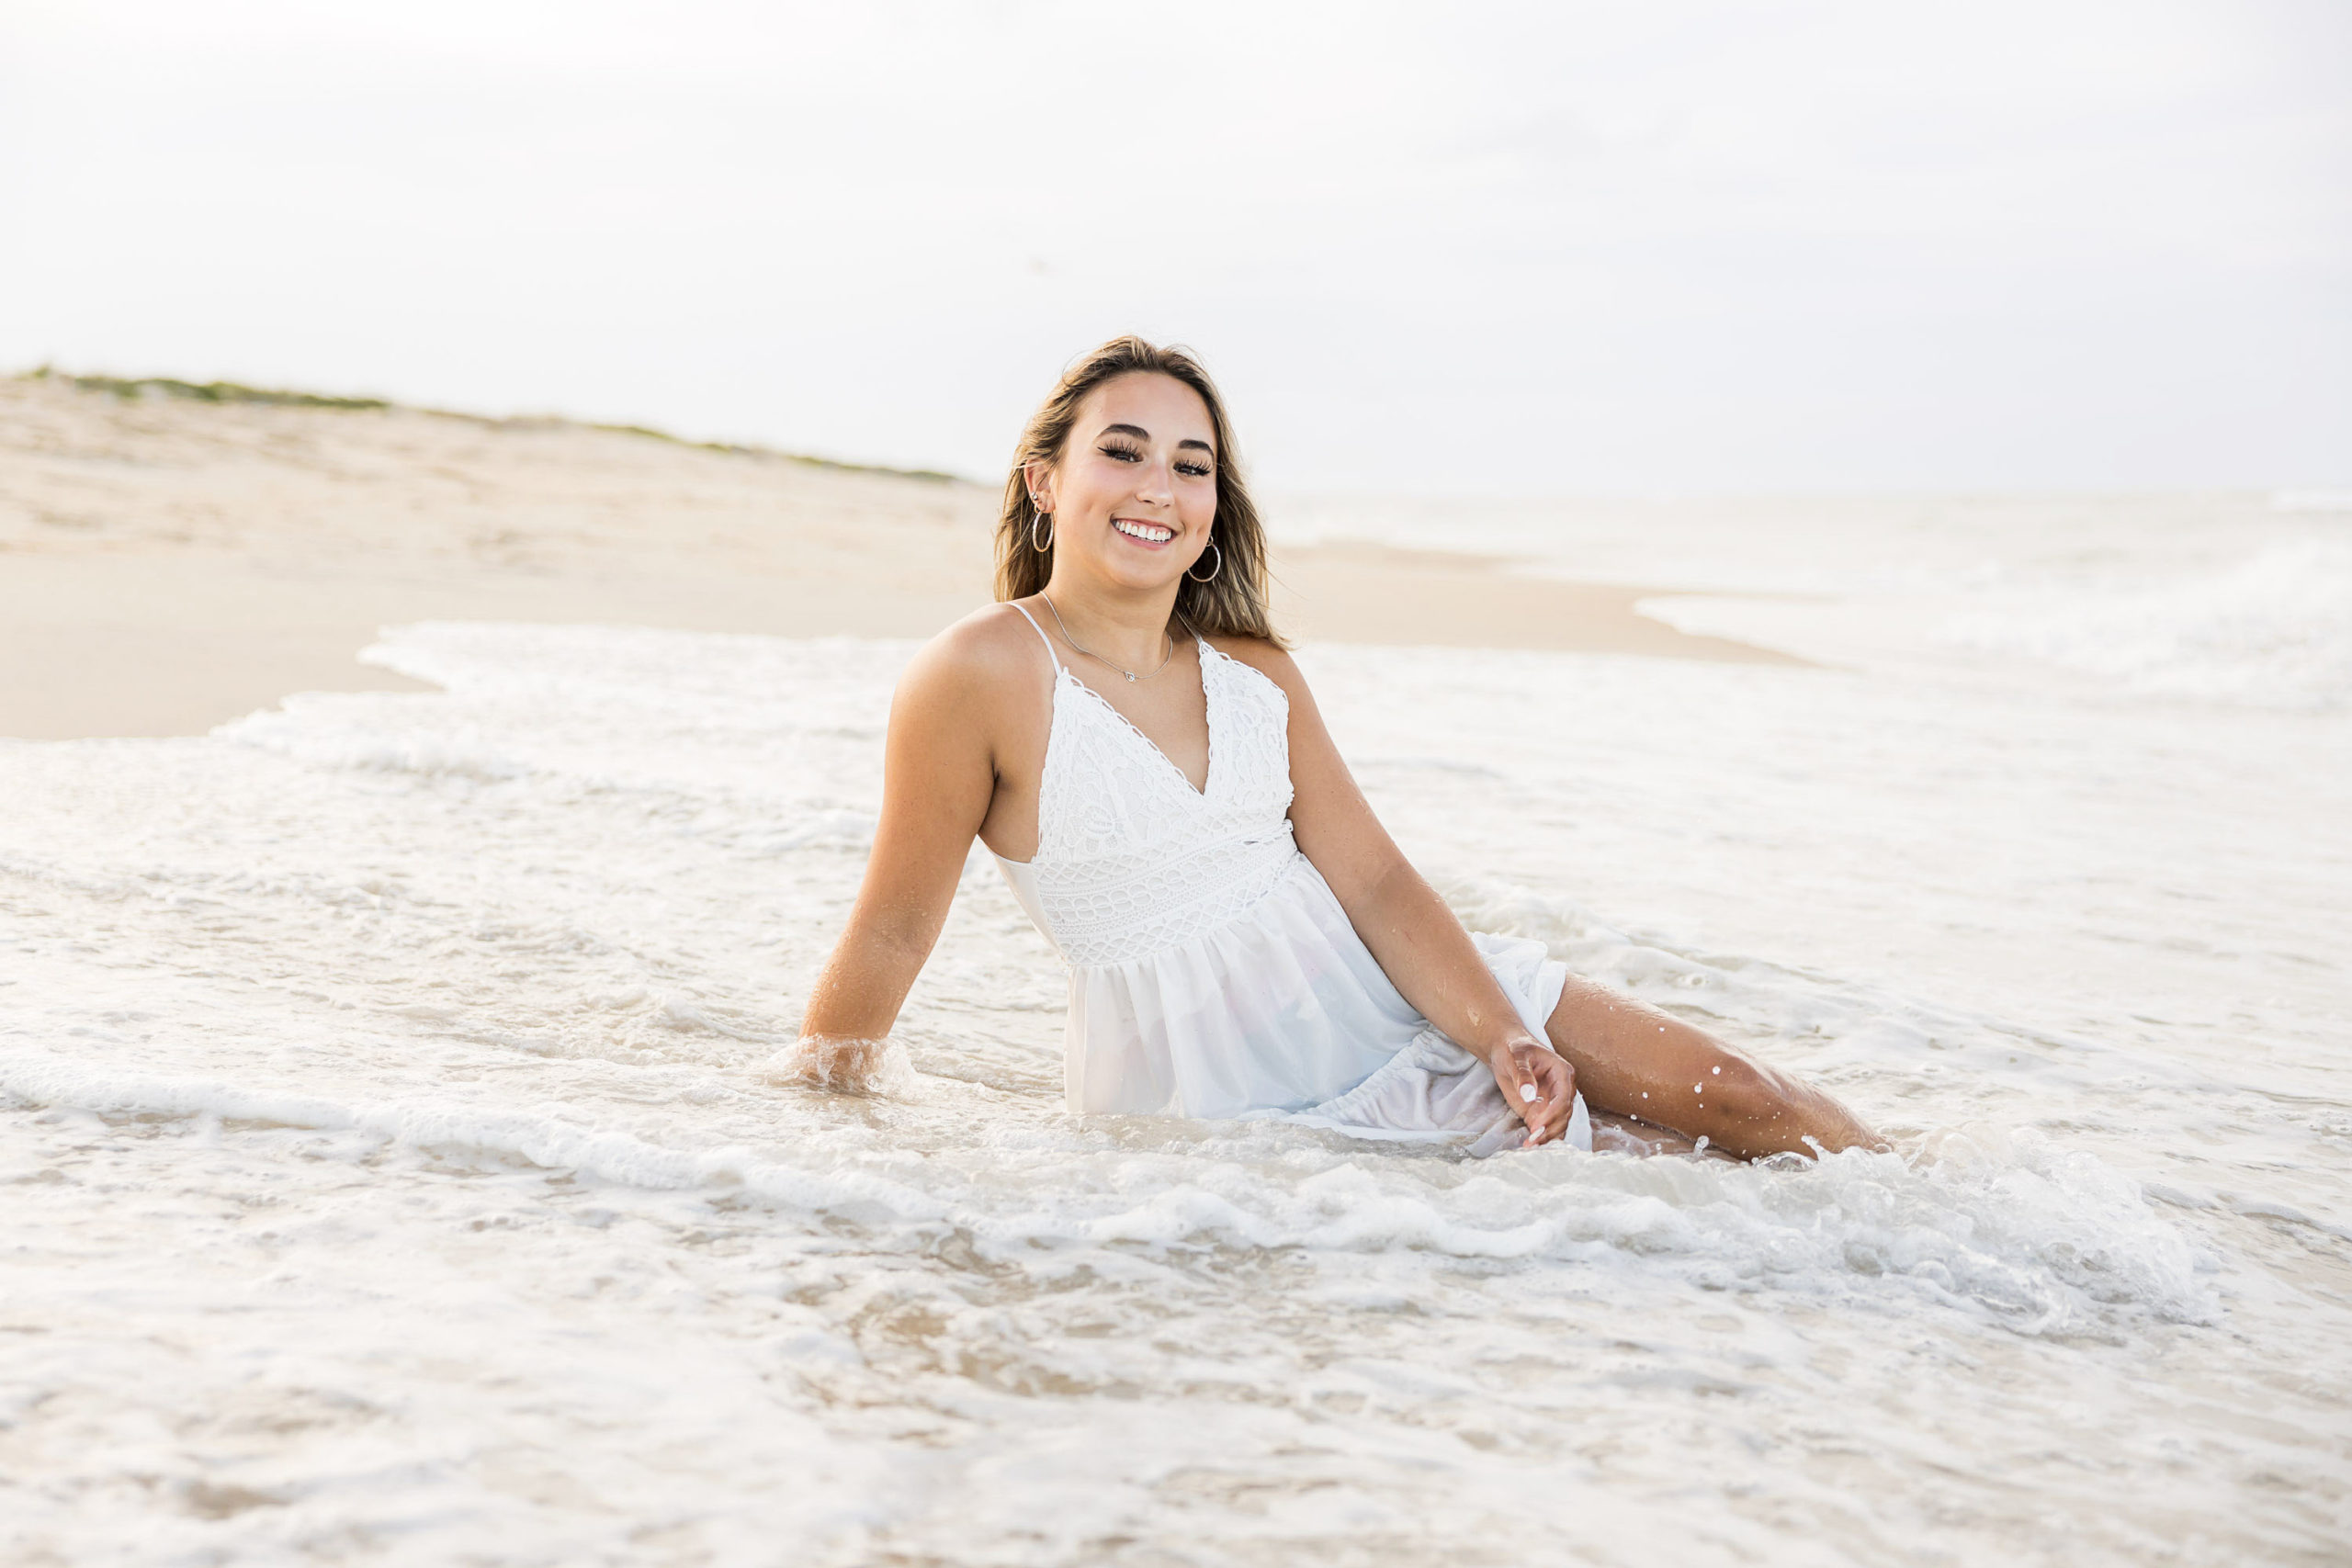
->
<box><xmin>1100</xmin><ymin>422</ymin><xmax>1216</xmax><ymax>455</ymax></box>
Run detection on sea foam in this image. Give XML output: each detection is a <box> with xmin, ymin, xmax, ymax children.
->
<box><xmin>4</xmin><ymin>608</ymin><xmax>2344</xmax><ymax>1566</ymax></box>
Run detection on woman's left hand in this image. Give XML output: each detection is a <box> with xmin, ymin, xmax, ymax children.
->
<box><xmin>1491</xmin><ymin>1039</ymin><xmax>1575</xmax><ymax>1146</ymax></box>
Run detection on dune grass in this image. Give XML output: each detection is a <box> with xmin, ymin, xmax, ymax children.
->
<box><xmin>35</xmin><ymin>368</ymin><xmax>390</xmax><ymax>412</ymax></box>
<box><xmin>21</xmin><ymin>366</ymin><xmax>962</xmax><ymax>484</ymax></box>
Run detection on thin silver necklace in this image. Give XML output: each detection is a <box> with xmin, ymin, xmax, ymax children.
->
<box><xmin>1039</xmin><ymin>592</ymin><xmax>1177</xmax><ymax>682</ymax></box>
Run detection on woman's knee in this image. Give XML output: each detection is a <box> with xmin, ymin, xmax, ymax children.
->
<box><xmin>1692</xmin><ymin>1053</ymin><xmax>1804</xmax><ymax>1131</ymax></box>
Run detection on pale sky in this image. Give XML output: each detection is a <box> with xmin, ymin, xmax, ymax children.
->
<box><xmin>4</xmin><ymin>0</ymin><xmax>2346</xmax><ymax>494</ymax></box>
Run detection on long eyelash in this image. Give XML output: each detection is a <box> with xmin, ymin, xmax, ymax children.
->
<box><xmin>1101</xmin><ymin>441</ymin><xmax>1212</xmax><ymax>477</ymax></box>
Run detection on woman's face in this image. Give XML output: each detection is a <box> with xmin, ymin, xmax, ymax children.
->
<box><xmin>1029</xmin><ymin>372</ymin><xmax>1218</xmax><ymax>594</ymax></box>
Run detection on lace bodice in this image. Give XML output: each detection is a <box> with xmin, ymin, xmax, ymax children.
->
<box><xmin>997</xmin><ymin>604</ymin><xmax>1300</xmax><ymax>967</ymax></box>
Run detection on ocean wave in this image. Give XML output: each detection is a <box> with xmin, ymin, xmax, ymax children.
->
<box><xmin>0</xmin><ymin>1043</ymin><xmax>2218</xmax><ymax>1334</ymax></box>
<box><xmin>1945</xmin><ymin>537</ymin><xmax>2352</xmax><ymax>709</ymax></box>
<box><xmin>4</xmin><ymin>613</ymin><xmax>2333</xmax><ymax>1563</ymax></box>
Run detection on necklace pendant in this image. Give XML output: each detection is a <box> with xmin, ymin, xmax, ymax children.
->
<box><xmin>1123</xmin><ymin>671</ymin><xmax>1137</xmax><ymax>682</ymax></box>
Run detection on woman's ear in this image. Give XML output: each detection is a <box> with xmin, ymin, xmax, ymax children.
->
<box><xmin>1023</xmin><ymin>456</ymin><xmax>1055</xmax><ymax>513</ymax></box>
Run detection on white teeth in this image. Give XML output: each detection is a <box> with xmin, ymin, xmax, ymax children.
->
<box><xmin>1113</xmin><ymin>519</ymin><xmax>1174</xmax><ymax>543</ymax></box>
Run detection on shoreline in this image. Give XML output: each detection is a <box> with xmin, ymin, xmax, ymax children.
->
<box><xmin>1</xmin><ymin>375</ymin><xmax>1801</xmax><ymax>740</ymax></box>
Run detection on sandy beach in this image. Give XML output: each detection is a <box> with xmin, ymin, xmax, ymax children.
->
<box><xmin>0</xmin><ymin>373</ymin><xmax>1791</xmax><ymax>740</ymax></box>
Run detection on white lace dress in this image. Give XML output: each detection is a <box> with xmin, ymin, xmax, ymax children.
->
<box><xmin>992</xmin><ymin>604</ymin><xmax>1592</xmax><ymax>1156</ymax></box>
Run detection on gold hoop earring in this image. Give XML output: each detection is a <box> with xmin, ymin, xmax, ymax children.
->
<box><xmin>1185</xmin><ymin>540</ymin><xmax>1223</xmax><ymax>584</ymax></box>
<box><xmin>1030</xmin><ymin>511</ymin><xmax>1053</xmax><ymax>553</ymax></box>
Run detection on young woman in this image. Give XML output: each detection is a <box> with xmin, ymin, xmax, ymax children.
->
<box><xmin>779</xmin><ymin>337</ymin><xmax>1882</xmax><ymax>1158</ymax></box>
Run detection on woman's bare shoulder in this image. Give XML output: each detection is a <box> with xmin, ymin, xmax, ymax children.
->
<box><xmin>895</xmin><ymin>601</ymin><xmax>1055</xmax><ymax>716</ymax></box>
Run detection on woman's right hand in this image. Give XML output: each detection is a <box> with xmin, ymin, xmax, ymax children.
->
<box><xmin>766</xmin><ymin>1033</ymin><xmax>896</xmax><ymax>1094</ymax></box>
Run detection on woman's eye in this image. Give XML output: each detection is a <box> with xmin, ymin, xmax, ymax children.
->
<box><xmin>1176</xmin><ymin>461</ymin><xmax>1212</xmax><ymax>478</ymax></box>
<box><xmin>1099</xmin><ymin>443</ymin><xmax>1142</xmax><ymax>463</ymax></box>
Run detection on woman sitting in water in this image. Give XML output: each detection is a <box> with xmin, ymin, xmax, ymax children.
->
<box><xmin>781</xmin><ymin>336</ymin><xmax>1881</xmax><ymax>1158</ymax></box>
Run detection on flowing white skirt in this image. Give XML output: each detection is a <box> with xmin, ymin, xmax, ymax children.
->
<box><xmin>1001</xmin><ymin>850</ymin><xmax>1592</xmax><ymax>1156</ymax></box>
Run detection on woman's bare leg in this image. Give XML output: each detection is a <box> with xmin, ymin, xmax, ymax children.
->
<box><xmin>1588</xmin><ymin>1111</ymin><xmax>1706</xmax><ymax>1157</ymax></box>
<box><xmin>1545</xmin><ymin>976</ymin><xmax>1884</xmax><ymax>1159</ymax></box>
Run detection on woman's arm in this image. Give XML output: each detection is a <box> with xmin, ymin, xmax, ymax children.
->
<box><xmin>1220</xmin><ymin>642</ymin><xmax>1577</xmax><ymax>1145</ymax></box>
<box><xmin>778</xmin><ymin>622</ymin><xmax>1010</xmax><ymax>1088</ymax></box>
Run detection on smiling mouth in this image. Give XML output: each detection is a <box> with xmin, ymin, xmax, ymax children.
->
<box><xmin>1113</xmin><ymin>519</ymin><xmax>1175</xmax><ymax>544</ymax></box>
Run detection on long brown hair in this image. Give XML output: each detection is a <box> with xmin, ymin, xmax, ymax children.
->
<box><xmin>994</xmin><ymin>336</ymin><xmax>1288</xmax><ymax>649</ymax></box>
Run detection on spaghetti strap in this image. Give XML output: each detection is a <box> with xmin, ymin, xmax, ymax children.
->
<box><xmin>1008</xmin><ymin>602</ymin><xmax>1068</xmax><ymax>678</ymax></box>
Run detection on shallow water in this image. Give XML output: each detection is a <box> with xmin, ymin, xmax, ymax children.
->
<box><xmin>5</xmin><ymin>509</ymin><xmax>2350</xmax><ymax>1564</ymax></box>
